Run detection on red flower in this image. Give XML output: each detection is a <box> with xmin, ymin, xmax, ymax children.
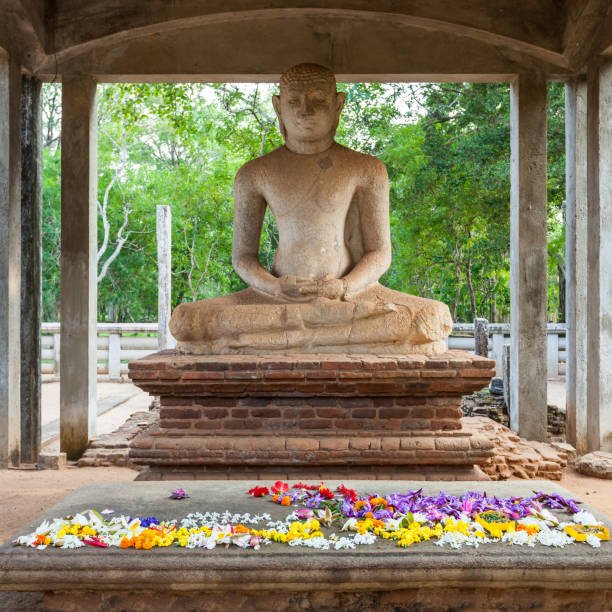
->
<box><xmin>271</xmin><ymin>480</ymin><xmax>289</xmax><ymax>494</ymax></box>
<box><xmin>318</xmin><ymin>486</ymin><xmax>335</xmax><ymax>500</ymax></box>
<box><xmin>292</xmin><ymin>482</ymin><xmax>320</xmax><ymax>490</ymax></box>
<box><xmin>247</xmin><ymin>486</ymin><xmax>270</xmax><ymax>497</ymax></box>
<box><xmin>83</xmin><ymin>536</ymin><xmax>109</xmax><ymax>548</ymax></box>
<box><xmin>336</xmin><ymin>484</ymin><xmax>358</xmax><ymax>502</ymax></box>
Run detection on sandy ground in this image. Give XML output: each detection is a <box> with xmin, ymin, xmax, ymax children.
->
<box><xmin>1</xmin><ymin>465</ymin><xmax>610</xmax><ymax>544</ymax></box>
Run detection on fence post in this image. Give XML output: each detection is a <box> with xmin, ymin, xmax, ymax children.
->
<box><xmin>474</xmin><ymin>318</ymin><xmax>489</xmax><ymax>357</ymax></box>
<box><xmin>53</xmin><ymin>332</ymin><xmax>61</xmax><ymax>377</ymax></box>
<box><xmin>492</xmin><ymin>332</ymin><xmax>505</xmax><ymax>377</ymax></box>
<box><xmin>108</xmin><ymin>332</ymin><xmax>121</xmax><ymax>381</ymax></box>
<box><xmin>547</xmin><ymin>331</ymin><xmax>559</xmax><ymax>378</ymax></box>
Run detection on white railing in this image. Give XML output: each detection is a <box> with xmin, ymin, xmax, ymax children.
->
<box><xmin>42</xmin><ymin>323</ymin><xmax>159</xmax><ymax>380</ymax></box>
<box><xmin>448</xmin><ymin>323</ymin><xmax>567</xmax><ymax>378</ymax></box>
<box><xmin>41</xmin><ymin>322</ymin><xmax>567</xmax><ymax>381</ymax></box>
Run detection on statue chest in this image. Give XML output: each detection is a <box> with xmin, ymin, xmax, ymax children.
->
<box><xmin>262</xmin><ymin>168</ymin><xmax>356</xmax><ymax>223</ymax></box>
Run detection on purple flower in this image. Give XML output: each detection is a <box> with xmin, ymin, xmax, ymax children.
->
<box><xmin>139</xmin><ymin>516</ymin><xmax>159</xmax><ymax>527</ymax></box>
<box><xmin>305</xmin><ymin>494</ymin><xmax>323</xmax><ymax>509</ymax></box>
<box><xmin>169</xmin><ymin>488</ymin><xmax>190</xmax><ymax>500</ymax></box>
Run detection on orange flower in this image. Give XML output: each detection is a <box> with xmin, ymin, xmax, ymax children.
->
<box><xmin>517</xmin><ymin>524</ymin><xmax>540</xmax><ymax>536</ymax></box>
<box><xmin>234</xmin><ymin>524</ymin><xmax>250</xmax><ymax>534</ymax></box>
<box><xmin>281</xmin><ymin>495</ymin><xmax>291</xmax><ymax>506</ymax></box>
<box><xmin>120</xmin><ymin>536</ymin><xmax>135</xmax><ymax>548</ymax></box>
<box><xmin>33</xmin><ymin>534</ymin><xmax>49</xmax><ymax>547</ymax></box>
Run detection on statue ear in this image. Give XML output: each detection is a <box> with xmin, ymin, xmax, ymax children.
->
<box><xmin>272</xmin><ymin>94</ymin><xmax>287</xmax><ymax>140</ymax></box>
<box><xmin>336</xmin><ymin>91</ymin><xmax>346</xmax><ymax>114</ymax></box>
<box><xmin>272</xmin><ymin>94</ymin><xmax>282</xmax><ymax>119</ymax></box>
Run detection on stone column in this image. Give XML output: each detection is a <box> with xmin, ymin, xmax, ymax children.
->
<box><xmin>509</xmin><ymin>72</ymin><xmax>548</xmax><ymax>441</ymax></box>
<box><xmin>60</xmin><ymin>75</ymin><xmax>98</xmax><ymax>460</ymax></box>
<box><xmin>20</xmin><ymin>74</ymin><xmax>42</xmax><ymax>464</ymax></box>
<box><xmin>0</xmin><ymin>51</ymin><xmax>22</xmax><ymax>468</ymax></box>
<box><xmin>588</xmin><ymin>59</ymin><xmax>612</xmax><ymax>452</ymax></box>
<box><xmin>565</xmin><ymin>78</ymin><xmax>589</xmax><ymax>453</ymax></box>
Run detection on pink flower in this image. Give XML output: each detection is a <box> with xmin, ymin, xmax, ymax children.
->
<box><xmin>295</xmin><ymin>508</ymin><xmax>315</xmax><ymax>520</ymax></box>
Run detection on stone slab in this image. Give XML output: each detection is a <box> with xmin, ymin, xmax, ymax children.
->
<box><xmin>1</xmin><ymin>480</ymin><xmax>611</xmax><ymax>596</ymax></box>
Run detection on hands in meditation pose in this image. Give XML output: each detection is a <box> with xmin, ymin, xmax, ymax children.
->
<box><xmin>170</xmin><ymin>63</ymin><xmax>452</xmax><ymax>354</ymax></box>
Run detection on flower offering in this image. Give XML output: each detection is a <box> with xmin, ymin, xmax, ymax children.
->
<box><xmin>13</xmin><ymin>484</ymin><xmax>609</xmax><ymax>552</ymax></box>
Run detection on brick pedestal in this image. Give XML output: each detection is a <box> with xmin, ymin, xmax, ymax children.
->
<box><xmin>129</xmin><ymin>351</ymin><xmax>495</xmax><ymax>480</ymax></box>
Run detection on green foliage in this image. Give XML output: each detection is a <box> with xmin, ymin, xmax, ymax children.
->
<box><xmin>41</xmin><ymin>81</ymin><xmax>566</xmax><ymax>323</ymax></box>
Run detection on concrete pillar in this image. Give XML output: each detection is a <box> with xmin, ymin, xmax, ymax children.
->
<box><xmin>60</xmin><ymin>75</ymin><xmax>98</xmax><ymax>460</ymax></box>
<box><xmin>565</xmin><ymin>79</ymin><xmax>589</xmax><ymax>453</ymax></box>
<box><xmin>20</xmin><ymin>74</ymin><xmax>42</xmax><ymax>464</ymax></box>
<box><xmin>509</xmin><ymin>72</ymin><xmax>548</xmax><ymax>441</ymax></box>
<box><xmin>0</xmin><ymin>52</ymin><xmax>22</xmax><ymax>468</ymax></box>
<box><xmin>589</xmin><ymin>59</ymin><xmax>612</xmax><ymax>452</ymax></box>
<box><xmin>157</xmin><ymin>205</ymin><xmax>173</xmax><ymax>350</ymax></box>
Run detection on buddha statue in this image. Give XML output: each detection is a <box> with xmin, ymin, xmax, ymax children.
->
<box><xmin>170</xmin><ymin>63</ymin><xmax>452</xmax><ymax>354</ymax></box>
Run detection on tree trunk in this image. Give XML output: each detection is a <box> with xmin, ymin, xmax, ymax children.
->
<box><xmin>465</xmin><ymin>259</ymin><xmax>477</xmax><ymax>320</ymax></box>
<box><xmin>557</xmin><ymin>262</ymin><xmax>566</xmax><ymax>322</ymax></box>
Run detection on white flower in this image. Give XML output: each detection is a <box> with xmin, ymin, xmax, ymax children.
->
<box><xmin>435</xmin><ymin>532</ymin><xmax>469</xmax><ymax>549</ymax></box>
<box><xmin>60</xmin><ymin>535</ymin><xmax>84</xmax><ymax>549</ymax></box>
<box><xmin>572</xmin><ymin>511</ymin><xmax>601</xmax><ymax>527</ymax></box>
<box><xmin>354</xmin><ymin>532</ymin><xmax>377</xmax><ymax>545</ymax></box>
<box><xmin>340</xmin><ymin>518</ymin><xmax>358</xmax><ymax>532</ymax></box>
<box><xmin>334</xmin><ymin>537</ymin><xmax>356</xmax><ymax>550</ymax></box>
<box><xmin>501</xmin><ymin>531</ymin><xmax>530</xmax><ymax>546</ymax></box>
<box><xmin>586</xmin><ymin>534</ymin><xmax>601</xmax><ymax>548</ymax></box>
<box><xmin>535</xmin><ymin>530</ymin><xmax>573</xmax><ymax>547</ymax></box>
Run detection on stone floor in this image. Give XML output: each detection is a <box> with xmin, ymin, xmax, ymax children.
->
<box><xmin>1</xmin><ymin>480</ymin><xmax>611</xmax><ymax>611</ymax></box>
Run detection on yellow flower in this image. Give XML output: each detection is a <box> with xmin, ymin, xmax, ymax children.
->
<box><xmin>474</xmin><ymin>512</ymin><xmax>515</xmax><ymax>539</ymax></box>
<box><xmin>564</xmin><ymin>524</ymin><xmax>610</xmax><ymax>542</ymax></box>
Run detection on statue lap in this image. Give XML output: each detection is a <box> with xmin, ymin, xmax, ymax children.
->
<box><xmin>170</xmin><ymin>283</ymin><xmax>452</xmax><ymax>355</ymax></box>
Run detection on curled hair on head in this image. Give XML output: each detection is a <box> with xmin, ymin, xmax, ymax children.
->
<box><xmin>279</xmin><ymin>63</ymin><xmax>336</xmax><ymax>90</ymax></box>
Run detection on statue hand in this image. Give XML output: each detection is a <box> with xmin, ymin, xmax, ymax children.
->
<box><xmin>276</xmin><ymin>275</ymin><xmax>313</xmax><ymax>299</ymax></box>
<box><xmin>298</xmin><ymin>276</ymin><xmax>346</xmax><ymax>300</ymax></box>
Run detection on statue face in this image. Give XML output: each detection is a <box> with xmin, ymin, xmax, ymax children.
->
<box><xmin>273</xmin><ymin>80</ymin><xmax>345</xmax><ymax>145</ymax></box>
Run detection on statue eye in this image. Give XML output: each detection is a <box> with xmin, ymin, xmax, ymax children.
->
<box><xmin>288</xmin><ymin>98</ymin><xmax>300</xmax><ymax>106</ymax></box>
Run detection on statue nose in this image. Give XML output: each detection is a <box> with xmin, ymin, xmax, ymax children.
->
<box><xmin>300</xmin><ymin>100</ymin><xmax>314</xmax><ymax>115</ymax></box>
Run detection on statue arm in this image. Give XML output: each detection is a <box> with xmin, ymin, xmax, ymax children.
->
<box><xmin>232</xmin><ymin>165</ymin><xmax>280</xmax><ymax>296</ymax></box>
<box><xmin>342</xmin><ymin>158</ymin><xmax>392</xmax><ymax>299</ymax></box>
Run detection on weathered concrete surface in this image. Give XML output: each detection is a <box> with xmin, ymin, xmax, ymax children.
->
<box><xmin>565</xmin><ymin>78</ymin><xmax>589</xmax><ymax>453</ymax></box>
<box><xmin>0</xmin><ymin>480</ymin><xmax>611</xmax><ymax>605</ymax></box>
<box><xmin>596</xmin><ymin>59</ymin><xmax>612</xmax><ymax>452</ymax></box>
<box><xmin>509</xmin><ymin>73</ymin><xmax>548</xmax><ymax>442</ymax></box>
<box><xmin>60</xmin><ymin>75</ymin><xmax>97</xmax><ymax>460</ymax></box>
<box><xmin>19</xmin><ymin>73</ymin><xmax>42</xmax><ymax>465</ymax></box>
<box><xmin>0</xmin><ymin>52</ymin><xmax>22</xmax><ymax>468</ymax></box>
<box><xmin>36</xmin><ymin>15</ymin><xmax>573</xmax><ymax>82</ymax></box>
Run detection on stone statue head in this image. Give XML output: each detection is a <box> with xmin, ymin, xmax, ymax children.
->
<box><xmin>273</xmin><ymin>63</ymin><xmax>346</xmax><ymax>153</ymax></box>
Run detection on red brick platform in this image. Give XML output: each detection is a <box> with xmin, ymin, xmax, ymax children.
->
<box><xmin>129</xmin><ymin>350</ymin><xmax>496</xmax><ymax>480</ymax></box>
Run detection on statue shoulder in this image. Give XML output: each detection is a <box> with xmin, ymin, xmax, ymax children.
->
<box><xmin>234</xmin><ymin>148</ymin><xmax>283</xmax><ymax>188</ymax></box>
<box><xmin>335</xmin><ymin>144</ymin><xmax>388</xmax><ymax>181</ymax></box>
